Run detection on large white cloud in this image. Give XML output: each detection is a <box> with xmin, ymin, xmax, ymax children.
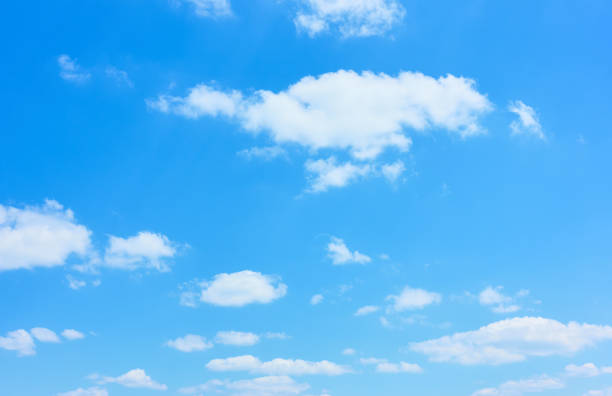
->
<box><xmin>294</xmin><ymin>0</ymin><xmax>406</xmax><ymax>38</ymax></box>
<box><xmin>166</xmin><ymin>334</ymin><xmax>213</xmax><ymax>352</ymax></box>
<box><xmin>386</xmin><ymin>286</ymin><xmax>442</xmax><ymax>312</ymax></box>
<box><xmin>103</xmin><ymin>231</ymin><xmax>178</xmax><ymax>272</ymax></box>
<box><xmin>57</xmin><ymin>387</ymin><xmax>108</xmax><ymax>396</ymax></box>
<box><xmin>62</xmin><ymin>329</ymin><xmax>85</xmax><ymax>340</ymax></box>
<box><xmin>411</xmin><ymin>317</ymin><xmax>612</xmax><ymax>365</ymax></box>
<box><xmin>206</xmin><ymin>355</ymin><xmax>350</xmax><ymax>376</ymax></box>
<box><xmin>196</xmin><ymin>270</ymin><xmax>288</xmax><ymax>307</ymax></box>
<box><xmin>215</xmin><ymin>331</ymin><xmax>260</xmax><ymax>346</ymax></box>
<box><xmin>0</xmin><ymin>200</ymin><xmax>92</xmax><ymax>271</ymax></box>
<box><xmin>98</xmin><ymin>369</ymin><xmax>167</xmax><ymax>390</ymax></box>
<box><xmin>148</xmin><ymin>70</ymin><xmax>492</xmax><ymax>161</ymax></box>
<box><xmin>179</xmin><ymin>376</ymin><xmax>310</xmax><ymax>395</ymax></box>
<box><xmin>326</xmin><ymin>236</ymin><xmax>371</xmax><ymax>265</ymax></box>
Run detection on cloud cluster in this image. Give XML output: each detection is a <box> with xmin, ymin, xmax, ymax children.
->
<box><xmin>411</xmin><ymin>317</ymin><xmax>612</xmax><ymax>365</ymax></box>
<box><xmin>386</xmin><ymin>286</ymin><xmax>442</xmax><ymax>312</ymax></box>
<box><xmin>206</xmin><ymin>355</ymin><xmax>350</xmax><ymax>376</ymax></box>
<box><xmin>0</xmin><ymin>327</ymin><xmax>85</xmax><ymax>357</ymax></box>
<box><xmin>361</xmin><ymin>357</ymin><xmax>423</xmax><ymax>374</ymax></box>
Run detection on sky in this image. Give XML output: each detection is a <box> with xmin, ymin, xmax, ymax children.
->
<box><xmin>1</xmin><ymin>0</ymin><xmax>612</xmax><ymax>395</ymax></box>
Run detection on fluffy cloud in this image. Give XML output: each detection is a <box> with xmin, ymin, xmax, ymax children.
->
<box><xmin>479</xmin><ymin>286</ymin><xmax>523</xmax><ymax>314</ymax></box>
<box><xmin>186</xmin><ymin>271</ymin><xmax>288</xmax><ymax>307</ymax></box>
<box><xmin>206</xmin><ymin>355</ymin><xmax>350</xmax><ymax>376</ymax></box>
<box><xmin>310</xmin><ymin>294</ymin><xmax>324</xmax><ymax>305</ymax></box>
<box><xmin>0</xmin><ymin>329</ymin><xmax>35</xmax><ymax>356</ymax></box>
<box><xmin>98</xmin><ymin>369</ymin><xmax>167</xmax><ymax>390</ymax></box>
<box><xmin>354</xmin><ymin>305</ymin><xmax>380</xmax><ymax>316</ymax></box>
<box><xmin>565</xmin><ymin>363</ymin><xmax>612</xmax><ymax>377</ymax></box>
<box><xmin>326</xmin><ymin>237</ymin><xmax>371</xmax><ymax>265</ymax></box>
<box><xmin>411</xmin><ymin>317</ymin><xmax>612</xmax><ymax>365</ymax></box>
<box><xmin>103</xmin><ymin>231</ymin><xmax>178</xmax><ymax>272</ymax></box>
<box><xmin>175</xmin><ymin>0</ymin><xmax>232</xmax><ymax>18</ymax></box>
<box><xmin>30</xmin><ymin>328</ymin><xmax>60</xmax><ymax>343</ymax></box>
<box><xmin>216</xmin><ymin>331</ymin><xmax>260</xmax><ymax>346</ymax></box>
<box><xmin>58</xmin><ymin>55</ymin><xmax>91</xmax><ymax>83</ymax></box>
<box><xmin>472</xmin><ymin>376</ymin><xmax>564</xmax><ymax>396</ymax></box>
<box><xmin>305</xmin><ymin>157</ymin><xmax>372</xmax><ymax>192</ymax></box>
<box><xmin>57</xmin><ymin>387</ymin><xmax>108</xmax><ymax>396</ymax></box>
<box><xmin>386</xmin><ymin>286</ymin><xmax>442</xmax><ymax>312</ymax></box>
<box><xmin>0</xmin><ymin>200</ymin><xmax>92</xmax><ymax>271</ymax></box>
<box><xmin>294</xmin><ymin>0</ymin><xmax>405</xmax><ymax>38</ymax></box>
<box><xmin>166</xmin><ymin>334</ymin><xmax>213</xmax><ymax>352</ymax></box>
<box><xmin>508</xmin><ymin>100</ymin><xmax>544</xmax><ymax>140</ymax></box>
<box><xmin>149</xmin><ymin>70</ymin><xmax>492</xmax><ymax>161</ymax></box>
<box><xmin>179</xmin><ymin>376</ymin><xmax>310</xmax><ymax>395</ymax></box>
<box><xmin>62</xmin><ymin>329</ymin><xmax>85</xmax><ymax>340</ymax></box>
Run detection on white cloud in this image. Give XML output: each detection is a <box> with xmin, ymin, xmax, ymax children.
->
<box><xmin>342</xmin><ymin>348</ymin><xmax>356</xmax><ymax>356</ymax></box>
<box><xmin>360</xmin><ymin>357</ymin><xmax>387</xmax><ymax>365</ymax></box>
<box><xmin>0</xmin><ymin>329</ymin><xmax>35</xmax><ymax>356</ymax></box>
<box><xmin>67</xmin><ymin>275</ymin><xmax>87</xmax><ymax>290</ymax></box>
<box><xmin>326</xmin><ymin>237</ymin><xmax>371</xmax><ymax>265</ymax></box>
<box><xmin>305</xmin><ymin>157</ymin><xmax>372</xmax><ymax>192</ymax></box>
<box><xmin>57</xmin><ymin>387</ymin><xmax>108</xmax><ymax>396</ymax></box>
<box><xmin>179</xmin><ymin>376</ymin><xmax>310</xmax><ymax>395</ymax></box>
<box><xmin>62</xmin><ymin>329</ymin><xmax>85</xmax><ymax>340</ymax></box>
<box><xmin>386</xmin><ymin>286</ymin><xmax>442</xmax><ymax>312</ymax></box>
<box><xmin>206</xmin><ymin>355</ymin><xmax>350</xmax><ymax>376</ymax></box>
<box><xmin>508</xmin><ymin>100</ymin><xmax>544</xmax><ymax>140</ymax></box>
<box><xmin>381</xmin><ymin>160</ymin><xmax>405</xmax><ymax>182</ymax></box>
<box><xmin>411</xmin><ymin>317</ymin><xmax>612</xmax><ymax>365</ymax></box>
<box><xmin>106</xmin><ymin>66</ymin><xmax>133</xmax><ymax>88</ymax></box>
<box><xmin>294</xmin><ymin>0</ymin><xmax>406</xmax><ymax>38</ymax></box>
<box><xmin>565</xmin><ymin>363</ymin><xmax>612</xmax><ymax>377</ymax></box>
<box><xmin>103</xmin><ymin>232</ymin><xmax>177</xmax><ymax>272</ymax></box>
<box><xmin>472</xmin><ymin>375</ymin><xmax>564</xmax><ymax>396</ymax></box>
<box><xmin>375</xmin><ymin>361</ymin><xmax>423</xmax><ymax>374</ymax></box>
<box><xmin>149</xmin><ymin>70</ymin><xmax>492</xmax><ymax>161</ymax></box>
<box><xmin>198</xmin><ymin>270</ymin><xmax>287</xmax><ymax>307</ymax></box>
<box><xmin>354</xmin><ymin>305</ymin><xmax>380</xmax><ymax>316</ymax></box>
<box><xmin>30</xmin><ymin>328</ymin><xmax>60</xmax><ymax>343</ymax></box>
<box><xmin>238</xmin><ymin>146</ymin><xmax>287</xmax><ymax>161</ymax></box>
<box><xmin>265</xmin><ymin>332</ymin><xmax>290</xmax><ymax>340</ymax></box>
<box><xmin>479</xmin><ymin>286</ymin><xmax>522</xmax><ymax>314</ymax></box>
<box><xmin>99</xmin><ymin>369</ymin><xmax>167</xmax><ymax>390</ymax></box>
<box><xmin>0</xmin><ymin>200</ymin><xmax>92</xmax><ymax>271</ymax></box>
<box><xmin>166</xmin><ymin>334</ymin><xmax>213</xmax><ymax>352</ymax></box>
<box><xmin>58</xmin><ymin>55</ymin><xmax>91</xmax><ymax>83</ymax></box>
<box><xmin>216</xmin><ymin>331</ymin><xmax>260</xmax><ymax>346</ymax></box>
<box><xmin>175</xmin><ymin>0</ymin><xmax>232</xmax><ymax>18</ymax></box>
<box><xmin>585</xmin><ymin>388</ymin><xmax>612</xmax><ymax>396</ymax></box>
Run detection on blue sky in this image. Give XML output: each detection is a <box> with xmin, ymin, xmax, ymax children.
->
<box><xmin>1</xmin><ymin>0</ymin><xmax>612</xmax><ymax>395</ymax></box>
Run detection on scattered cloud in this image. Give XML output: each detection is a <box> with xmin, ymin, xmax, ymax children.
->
<box><xmin>305</xmin><ymin>157</ymin><xmax>372</xmax><ymax>192</ymax></box>
<box><xmin>294</xmin><ymin>0</ymin><xmax>406</xmax><ymax>38</ymax></box>
<box><xmin>310</xmin><ymin>294</ymin><xmax>323</xmax><ymax>308</ymax></box>
<box><xmin>97</xmin><ymin>369</ymin><xmax>167</xmax><ymax>390</ymax></box>
<box><xmin>166</xmin><ymin>334</ymin><xmax>213</xmax><ymax>352</ymax></box>
<box><xmin>386</xmin><ymin>286</ymin><xmax>442</xmax><ymax>312</ymax></box>
<box><xmin>508</xmin><ymin>100</ymin><xmax>544</xmax><ymax>140</ymax></box>
<box><xmin>565</xmin><ymin>363</ymin><xmax>612</xmax><ymax>377</ymax></box>
<box><xmin>472</xmin><ymin>375</ymin><xmax>564</xmax><ymax>396</ymax></box>
<box><xmin>238</xmin><ymin>146</ymin><xmax>288</xmax><ymax>161</ymax></box>
<box><xmin>354</xmin><ymin>305</ymin><xmax>380</xmax><ymax>316</ymax></box>
<box><xmin>478</xmin><ymin>286</ymin><xmax>523</xmax><ymax>314</ymax></box>
<box><xmin>179</xmin><ymin>376</ymin><xmax>310</xmax><ymax>395</ymax></box>
<box><xmin>411</xmin><ymin>317</ymin><xmax>612</xmax><ymax>365</ymax></box>
<box><xmin>326</xmin><ymin>237</ymin><xmax>371</xmax><ymax>265</ymax></box>
<box><xmin>174</xmin><ymin>0</ymin><xmax>232</xmax><ymax>18</ymax></box>
<box><xmin>103</xmin><ymin>232</ymin><xmax>178</xmax><ymax>272</ymax></box>
<box><xmin>342</xmin><ymin>348</ymin><xmax>356</xmax><ymax>356</ymax></box>
<box><xmin>0</xmin><ymin>329</ymin><xmax>35</xmax><ymax>356</ymax></box>
<box><xmin>62</xmin><ymin>329</ymin><xmax>85</xmax><ymax>340</ymax></box>
<box><xmin>58</xmin><ymin>55</ymin><xmax>91</xmax><ymax>83</ymax></box>
<box><xmin>206</xmin><ymin>355</ymin><xmax>350</xmax><ymax>376</ymax></box>
<box><xmin>57</xmin><ymin>387</ymin><xmax>108</xmax><ymax>396</ymax></box>
<box><xmin>215</xmin><ymin>331</ymin><xmax>260</xmax><ymax>346</ymax></box>
<box><xmin>0</xmin><ymin>200</ymin><xmax>92</xmax><ymax>272</ymax></box>
<box><xmin>30</xmin><ymin>328</ymin><xmax>60</xmax><ymax>343</ymax></box>
<box><xmin>361</xmin><ymin>357</ymin><xmax>422</xmax><ymax>374</ymax></box>
<box><xmin>105</xmin><ymin>66</ymin><xmax>133</xmax><ymax>88</ymax></box>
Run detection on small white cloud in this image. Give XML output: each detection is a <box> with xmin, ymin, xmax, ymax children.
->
<box><xmin>342</xmin><ymin>348</ymin><xmax>356</xmax><ymax>356</ymax></box>
<box><xmin>62</xmin><ymin>329</ymin><xmax>85</xmax><ymax>340</ymax></box>
<box><xmin>310</xmin><ymin>294</ymin><xmax>324</xmax><ymax>305</ymax></box>
<box><xmin>472</xmin><ymin>375</ymin><xmax>564</xmax><ymax>396</ymax></box>
<box><xmin>381</xmin><ymin>160</ymin><xmax>405</xmax><ymax>182</ymax></box>
<box><xmin>57</xmin><ymin>387</ymin><xmax>108</xmax><ymax>396</ymax></box>
<box><xmin>238</xmin><ymin>146</ymin><xmax>287</xmax><ymax>161</ymax></box>
<box><xmin>0</xmin><ymin>200</ymin><xmax>92</xmax><ymax>271</ymax></box>
<box><xmin>411</xmin><ymin>317</ymin><xmax>612</xmax><ymax>365</ymax></box>
<box><xmin>58</xmin><ymin>55</ymin><xmax>91</xmax><ymax>83</ymax></box>
<box><xmin>206</xmin><ymin>355</ymin><xmax>350</xmax><ymax>376</ymax></box>
<box><xmin>105</xmin><ymin>66</ymin><xmax>133</xmax><ymax>88</ymax></box>
<box><xmin>265</xmin><ymin>332</ymin><xmax>290</xmax><ymax>340</ymax></box>
<box><xmin>198</xmin><ymin>270</ymin><xmax>287</xmax><ymax>307</ymax></box>
<box><xmin>327</xmin><ymin>237</ymin><xmax>371</xmax><ymax>265</ymax></box>
<box><xmin>98</xmin><ymin>369</ymin><xmax>167</xmax><ymax>390</ymax></box>
<box><xmin>67</xmin><ymin>275</ymin><xmax>87</xmax><ymax>290</ymax></box>
<box><xmin>565</xmin><ymin>363</ymin><xmax>612</xmax><ymax>377</ymax></box>
<box><xmin>354</xmin><ymin>305</ymin><xmax>380</xmax><ymax>316</ymax></box>
<box><xmin>176</xmin><ymin>0</ymin><xmax>232</xmax><ymax>18</ymax></box>
<box><xmin>479</xmin><ymin>286</ymin><xmax>523</xmax><ymax>314</ymax></box>
<box><xmin>103</xmin><ymin>231</ymin><xmax>178</xmax><ymax>272</ymax></box>
<box><xmin>166</xmin><ymin>334</ymin><xmax>213</xmax><ymax>352</ymax></box>
<box><xmin>179</xmin><ymin>376</ymin><xmax>309</xmax><ymax>395</ymax></box>
<box><xmin>375</xmin><ymin>361</ymin><xmax>423</xmax><ymax>374</ymax></box>
<box><xmin>0</xmin><ymin>329</ymin><xmax>36</xmax><ymax>356</ymax></box>
<box><xmin>386</xmin><ymin>286</ymin><xmax>442</xmax><ymax>312</ymax></box>
<box><xmin>294</xmin><ymin>0</ymin><xmax>406</xmax><ymax>38</ymax></box>
<box><xmin>30</xmin><ymin>328</ymin><xmax>60</xmax><ymax>343</ymax></box>
<box><xmin>147</xmin><ymin>84</ymin><xmax>241</xmax><ymax>118</ymax></box>
<box><xmin>508</xmin><ymin>100</ymin><xmax>544</xmax><ymax>139</ymax></box>
<box><xmin>215</xmin><ymin>331</ymin><xmax>260</xmax><ymax>346</ymax></box>
<box><xmin>306</xmin><ymin>157</ymin><xmax>372</xmax><ymax>193</ymax></box>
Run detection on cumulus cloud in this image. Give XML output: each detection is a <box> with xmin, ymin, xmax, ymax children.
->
<box><xmin>98</xmin><ymin>369</ymin><xmax>167</xmax><ymax>390</ymax></box>
<box><xmin>62</xmin><ymin>329</ymin><xmax>85</xmax><ymax>340</ymax></box>
<box><xmin>326</xmin><ymin>237</ymin><xmax>371</xmax><ymax>265</ymax></box>
<box><xmin>354</xmin><ymin>305</ymin><xmax>380</xmax><ymax>316</ymax></box>
<box><xmin>103</xmin><ymin>232</ymin><xmax>178</xmax><ymax>272</ymax></box>
<box><xmin>58</xmin><ymin>55</ymin><xmax>91</xmax><ymax>83</ymax></box>
<box><xmin>585</xmin><ymin>388</ymin><xmax>612</xmax><ymax>396</ymax></box>
<box><xmin>411</xmin><ymin>317</ymin><xmax>612</xmax><ymax>365</ymax></box>
<box><xmin>174</xmin><ymin>0</ymin><xmax>232</xmax><ymax>17</ymax></box>
<box><xmin>179</xmin><ymin>376</ymin><xmax>310</xmax><ymax>395</ymax></box>
<box><xmin>0</xmin><ymin>329</ymin><xmax>36</xmax><ymax>356</ymax></box>
<box><xmin>57</xmin><ymin>387</ymin><xmax>108</xmax><ymax>396</ymax></box>
<box><xmin>149</xmin><ymin>70</ymin><xmax>492</xmax><ymax>161</ymax></box>
<box><xmin>30</xmin><ymin>328</ymin><xmax>60</xmax><ymax>343</ymax></box>
<box><xmin>472</xmin><ymin>375</ymin><xmax>564</xmax><ymax>396</ymax></box>
<box><xmin>508</xmin><ymin>100</ymin><xmax>544</xmax><ymax>140</ymax></box>
<box><xmin>0</xmin><ymin>200</ymin><xmax>92</xmax><ymax>271</ymax></box>
<box><xmin>206</xmin><ymin>355</ymin><xmax>350</xmax><ymax>376</ymax></box>
<box><xmin>216</xmin><ymin>331</ymin><xmax>260</xmax><ymax>346</ymax></box>
<box><xmin>386</xmin><ymin>286</ymin><xmax>442</xmax><ymax>312</ymax></box>
<box><xmin>381</xmin><ymin>160</ymin><xmax>406</xmax><ymax>182</ymax></box>
<box><xmin>186</xmin><ymin>270</ymin><xmax>288</xmax><ymax>307</ymax></box>
<box><xmin>294</xmin><ymin>0</ymin><xmax>406</xmax><ymax>38</ymax></box>
<box><xmin>166</xmin><ymin>334</ymin><xmax>213</xmax><ymax>352</ymax></box>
